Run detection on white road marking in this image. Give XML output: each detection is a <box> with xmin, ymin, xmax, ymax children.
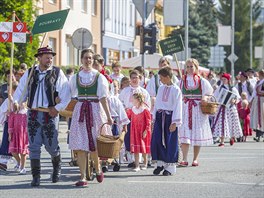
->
<box><xmin>128</xmin><ymin>181</ymin><xmax>264</xmax><ymax>186</ymax></box>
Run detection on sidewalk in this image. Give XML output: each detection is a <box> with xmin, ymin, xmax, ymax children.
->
<box><xmin>0</xmin><ymin>120</ymin><xmax>69</xmax><ymax>143</ymax></box>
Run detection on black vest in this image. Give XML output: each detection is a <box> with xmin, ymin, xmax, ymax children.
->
<box><xmin>237</xmin><ymin>81</ymin><xmax>253</xmax><ymax>96</ymax></box>
<box><xmin>27</xmin><ymin>66</ymin><xmax>60</xmax><ymax>108</ymax></box>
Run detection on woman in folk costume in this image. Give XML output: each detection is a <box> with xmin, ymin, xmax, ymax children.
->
<box><xmin>119</xmin><ymin>70</ymin><xmax>151</xmax><ymax>167</ymax></box>
<box><xmin>69</xmin><ymin>49</ymin><xmax>113</xmax><ymax>187</ymax></box>
<box><xmin>249</xmin><ymin>69</ymin><xmax>264</xmax><ymax>141</ymax></box>
<box><xmin>151</xmin><ymin>66</ymin><xmax>182</xmax><ymax>176</ymax></box>
<box><xmin>178</xmin><ymin>58</ymin><xmax>213</xmax><ymax>167</ymax></box>
<box><xmin>212</xmin><ymin>73</ymin><xmax>243</xmax><ymax>147</ymax></box>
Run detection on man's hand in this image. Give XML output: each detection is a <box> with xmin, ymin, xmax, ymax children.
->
<box><xmin>49</xmin><ymin>106</ymin><xmax>59</xmax><ymax>117</ymax></box>
<box><xmin>169</xmin><ymin>123</ymin><xmax>177</xmax><ymax>132</ymax></box>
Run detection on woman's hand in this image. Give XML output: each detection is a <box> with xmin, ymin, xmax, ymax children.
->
<box><xmin>107</xmin><ymin>117</ymin><xmax>113</xmax><ymax>125</ymax></box>
<box><xmin>169</xmin><ymin>123</ymin><xmax>177</xmax><ymax>132</ymax></box>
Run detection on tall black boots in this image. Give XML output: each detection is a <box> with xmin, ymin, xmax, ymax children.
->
<box><xmin>30</xmin><ymin>159</ymin><xmax>40</xmax><ymax>186</ymax></box>
<box><xmin>51</xmin><ymin>154</ymin><xmax>61</xmax><ymax>183</ymax></box>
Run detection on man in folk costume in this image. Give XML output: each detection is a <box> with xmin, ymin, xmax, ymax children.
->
<box><xmin>249</xmin><ymin>69</ymin><xmax>264</xmax><ymax>141</ymax></box>
<box><xmin>13</xmin><ymin>46</ymin><xmax>71</xmax><ymax>186</ymax></box>
<box><xmin>178</xmin><ymin>58</ymin><xmax>213</xmax><ymax>167</ymax></box>
<box><xmin>69</xmin><ymin>49</ymin><xmax>113</xmax><ymax>187</ymax></box>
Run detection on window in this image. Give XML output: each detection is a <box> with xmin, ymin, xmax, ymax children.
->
<box><xmin>49</xmin><ymin>38</ymin><xmax>56</xmax><ymax>64</ymax></box>
<box><xmin>66</xmin><ymin>0</ymin><xmax>73</xmax><ymax>9</ymax></box>
<box><xmin>105</xmin><ymin>0</ymin><xmax>110</xmax><ymax>19</ymax></box>
<box><xmin>49</xmin><ymin>0</ymin><xmax>56</xmax><ymax>4</ymax></box>
<box><xmin>92</xmin><ymin>0</ymin><xmax>97</xmax><ymax>16</ymax></box>
<box><xmin>81</xmin><ymin>0</ymin><xmax>87</xmax><ymax>13</ymax></box>
<box><xmin>129</xmin><ymin>4</ymin><xmax>133</xmax><ymax>26</ymax></box>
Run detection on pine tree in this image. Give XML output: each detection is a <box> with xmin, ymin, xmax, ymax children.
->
<box><xmin>0</xmin><ymin>0</ymin><xmax>39</xmax><ymax>78</ymax></box>
<box><xmin>218</xmin><ymin>0</ymin><xmax>263</xmax><ymax>73</ymax></box>
<box><xmin>170</xmin><ymin>1</ymin><xmax>218</xmax><ymax>67</ymax></box>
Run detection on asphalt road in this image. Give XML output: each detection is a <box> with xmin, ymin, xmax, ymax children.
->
<box><xmin>0</xmin><ymin>122</ymin><xmax>263</xmax><ymax>198</ymax></box>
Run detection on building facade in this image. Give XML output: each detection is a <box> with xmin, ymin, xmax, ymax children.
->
<box><xmin>102</xmin><ymin>0</ymin><xmax>136</xmax><ymax>65</ymax></box>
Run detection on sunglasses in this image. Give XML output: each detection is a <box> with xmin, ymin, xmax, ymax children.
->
<box><xmin>187</xmin><ymin>65</ymin><xmax>194</xmax><ymax>68</ymax></box>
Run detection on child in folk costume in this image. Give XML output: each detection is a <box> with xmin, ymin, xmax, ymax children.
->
<box><xmin>250</xmin><ymin>69</ymin><xmax>264</xmax><ymax>142</ymax></box>
<box><xmin>8</xmin><ymin>95</ymin><xmax>29</xmax><ymax>174</ymax></box>
<box><xmin>0</xmin><ymin>84</ymin><xmax>18</xmax><ymax>171</ymax></box>
<box><xmin>101</xmin><ymin>85</ymin><xmax>130</xmax><ymax>172</ymax></box>
<box><xmin>151</xmin><ymin>67</ymin><xmax>182</xmax><ymax>176</ymax></box>
<box><xmin>212</xmin><ymin>73</ymin><xmax>243</xmax><ymax>147</ymax></box>
<box><xmin>126</xmin><ymin>92</ymin><xmax>151</xmax><ymax>172</ymax></box>
<box><xmin>69</xmin><ymin>49</ymin><xmax>113</xmax><ymax>187</ymax></box>
<box><xmin>238</xmin><ymin>100</ymin><xmax>252</xmax><ymax>142</ymax></box>
<box><xmin>178</xmin><ymin>59</ymin><xmax>213</xmax><ymax>167</ymax></box>
<box><xmin>119</xmin><ymin>70</ymin><xmax>151</xmax><ymax>167</ymax></box>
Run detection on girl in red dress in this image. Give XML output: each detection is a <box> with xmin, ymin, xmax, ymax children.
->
<box><xmin>238</xmin><ymin>100</ymin><xmax>252</xmax><ymax>142</ymax></box>
<box><xmin>126</xmin><ymin>92</ymin><xmax>151</xmax><ymax>172</ymax></box>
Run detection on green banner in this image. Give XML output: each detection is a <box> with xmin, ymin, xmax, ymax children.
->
<box><xmin>159</xmin><ymin>35</ymin><xmax>184</xmax><ymax>56</ymax></box>
<box><xmin>32</xmin><ymin>9</ymin><xmax>70</xmax><ymax>35</ymax></box>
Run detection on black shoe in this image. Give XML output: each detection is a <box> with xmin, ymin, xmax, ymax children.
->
<box><xmin>51</xmin><ymin>154</ymin><xmax>61</xmax><ymax>183</ymax></box>
<box><xmin>102</xmin><ymin>166</ymin><xmax>108</xmax><ymax>173</ymax></box>
<box><xmin>113</xmin><ymin>164</ymin><xmax>120</xmax><ymax>172</ymax></box>
<box><xmin>30</xmin><ymin>159</ymin><xmax>41</xmax><ymax>187</ymax></box>
<box><xmin>0</xmin><ymin>163</ymin><xmax>7</xmax><ymax>171</ymax></box>
<box><xmin>147</xmin><ymin>162</ymin><xmax>152</xmax><ymax>167</ymax></box>
<box><xmin>153</xmin><ymin>166</ymin><xmax>164</xmax><ymax>175</ymax></box>
<box><xmin>127</xmin><ymin>162</ymin><xmax>135</xmax><ymax>168</ymax></box>
<box><xmin>162</xmin><ymin>170</ymin><xmax>172</xmax><ymax>176</ymax></box>
<box><xmin>31</xmin><ymin>176</ymin><xmax>40</xmax><ymax>186</ymax></box>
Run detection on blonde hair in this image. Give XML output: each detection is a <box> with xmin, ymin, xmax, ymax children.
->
<box><xmin>185</xmin><ymin>58</ymin><xmax>199</xmax><ymax>75</ymax></box>
<box><xmin>133</xmin><ymin>92</ymin><xmax>145</xmax><ymax>106</ymax></box>
<box><xmin>241</xmin><ymin>92</ymin><xmax>248</xmax><ymax>100</ymax></box>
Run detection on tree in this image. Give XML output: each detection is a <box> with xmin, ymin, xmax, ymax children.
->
<box><xmin>0</xmin><ymin>0</ymin><xmax>39</xmax><ymax>79</ymax></box>
<box><xmin>218</xmin><ymin>0</ymin><xmax>263</xmax><ymax>73</ymax></box>
<box><xmin>170</xmin><ymin>0</ymin><xmax>218</xmax><ymax>67</ymax></box>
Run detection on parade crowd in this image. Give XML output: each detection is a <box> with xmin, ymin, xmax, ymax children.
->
<box><xmin>0</xmin><ymin>47</ymin><xmax>263</xmax><ymax>187</ymax></box>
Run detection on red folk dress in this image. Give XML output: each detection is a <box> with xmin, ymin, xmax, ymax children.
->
<box><xmin>127</xmin><ymin>107</ymin><xmax>151</xmax><ymax>154</ymax></box>
<box><xmin>238</xmin><ymin>108</ymin><xmax>252</xmax><ymax>136</ymax></box>
<box><xmin>8</xmin><ymin>112</ymin><xmax>29</xmax><ymax>154</ymax></box>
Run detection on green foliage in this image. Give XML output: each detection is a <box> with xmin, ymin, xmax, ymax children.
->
<box><xmin>0</xmin><ymin>0</ymin><xmax>39</xmax><ymax>78</ymax></box>
<box><xmin>218</xmin><ymin>0</ymin><xmax>264</xmax><ymax>73</ymax></box>
<box><xmin>170</xmin><ymin>0</ymin><xmax>218</xmax><ymax>67</ymax></box>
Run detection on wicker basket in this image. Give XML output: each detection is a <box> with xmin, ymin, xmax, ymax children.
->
<box><xmin>59</xmin><ymin>99</ymin><xmax>77</xmax><ymax>118</ymax></box>
<box><xmin>97</xmin><ymin>124</ymin><xmax>125</xmax><ymax>159</ymax></box>
<box><xmin>200</xmin><ymin>96</ymin><xmax>219</xmax><ymax>115</ymax></box>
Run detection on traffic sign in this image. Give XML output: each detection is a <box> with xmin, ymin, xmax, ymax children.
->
<box><xmin>208</xmin><ymin>45</ymin><xmax>226</xmax><ymax>67</ymax></box>
<box><xmin>71</xmin><ymin>28</ymin><xmax>93</xmax><ymax>50</ymax></box>
<box><xmin>133</xmin><ymin>0</ymin><xmax>157</xmax><ymax>19</ymax></box>
<box><xmin>228</xmin><ymin>54</ymin><xmax>238</xmax><ymax>62</ymax></box>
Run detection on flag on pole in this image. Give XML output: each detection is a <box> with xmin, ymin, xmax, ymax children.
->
<box><xmin>0</xmin><ymin>22</ymin><xmax>27</xmax><ymax>43</ymax></box>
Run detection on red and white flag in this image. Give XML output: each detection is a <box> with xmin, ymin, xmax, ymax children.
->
<box><xmin>0</xmin><ymin>22</ymin><xmax>27</xmax><ymax>43</ymax></box>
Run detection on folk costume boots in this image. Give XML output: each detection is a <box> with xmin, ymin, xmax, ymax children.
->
<box><xmin>30</xmin><ymin>159</ymin><xmax>41</xmax><ymax>186</ymax></box>
<box><xmin>51</xmin><ymin>154</ymin><xmax>62</xmax><ymax>183</ymax></box>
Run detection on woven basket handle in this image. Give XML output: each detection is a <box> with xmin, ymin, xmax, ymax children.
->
<box><xmin>100</xmin><ymin>122</ymin><xmax>119</xmax><ymax>135</ymax></box>
<box><xmin>205</xmin><ymin>94</ymin><xmax>217</xmax><ymax>103</ymax></box>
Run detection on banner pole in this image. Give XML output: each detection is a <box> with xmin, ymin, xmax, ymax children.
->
<box><xmin>18</xmin><ymin>32</ymin><xmax>48</xmax><ymax>104</ymax></box>
<box><xmin>8</xmin><ymin>11</ymin><xmax>16</xmax><ymax>112</ymax></box>
<box><xmin>173</xmin><ymin>53</ymin><xmax>182</xmax><ymax>79</ymax></box>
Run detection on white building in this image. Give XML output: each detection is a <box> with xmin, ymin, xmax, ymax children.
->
<box><xmin>102</xmin><ymin>0</ymin><xmax>136</xmax><ymax>65</ymax></box>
